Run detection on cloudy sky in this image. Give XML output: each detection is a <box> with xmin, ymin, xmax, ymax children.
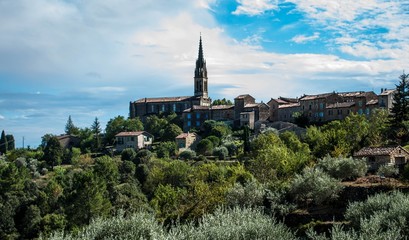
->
<box><xmin>1</xmin><ymin>0</ymin><xmax>409</xmax><ymax>148</ymax></box>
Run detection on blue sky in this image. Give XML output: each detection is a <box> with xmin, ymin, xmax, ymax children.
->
<box><xmin>1</xmin><ymin>0</ymin><xmax>409</xmax><ymax>148</ymax></box>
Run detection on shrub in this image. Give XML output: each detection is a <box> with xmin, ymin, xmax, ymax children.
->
<box><xmin>134</xmin><ymin>150</ymin><xmax>152</xmax><ymax>165</ymax></box>
<box><xmin>179</xmin><ymin>150</ymin><xmax>196</xmax><ymax>160</ymax></box>
<box><xmin>169</xmin><ymin>207</ymin><xmax>295</xmax><ymax>240</ymax></box>
<box><xmin>290</xmin><ymin>167</ymin><xmax>343</xmax><ymax>206</ymax></box>
<box><xmin>377</xmin><ymin>164</ymin><xmax>399</xmax><ymax>177</ymax></box>
<box><xmin>316</xmin><ymin>155</ymin><xmax>367</xmax><ymax>181</ymax></box>
<box><xmin>213</xmin><ymin>146</ymin><xmax>229</xmax><ymax>160</ymax></box>
<box><xmin>223</xmin><ymin>141</ymin><xmax>238</xmax><ymax>157</ymax></box>
<box><xmin>44</xmin><ymin>211</ymin><xmax>166</xmax><ymax>240</ymax></box>
<box><xmin>121</xmin><ymin>148</ymin><xmax>136</xmax><ymax>161</ymax></box>
<box><xmin>225</xmin><ymin>180</ymin><xmax>264</xmax><ymax>208</ymax></box>
<box><xmin>344</xmin><ymin>191</ymin><xmax>409</xmax><ymax>237</ymax></box>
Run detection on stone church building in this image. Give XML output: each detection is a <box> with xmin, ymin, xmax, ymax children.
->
<box><xmin>129</xmin><ymin>37</ymin><xmax>211</xmax><ymax>121</ymax></box>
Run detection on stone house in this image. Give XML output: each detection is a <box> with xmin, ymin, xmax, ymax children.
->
<box><xmin>115</xmin><ymin>131</ymin><xmax>153</xmax><ymax>152</ymax></box>
<box><xmin>56</xmin><ymin>135</ymin><xmax>80</xmax><ymax>149</ymax></box>
<box><xmin>175</xmin><ymin>132</ymin><xmax>200</xmax><ymax>152</ymax></box>
<box><xmin>182</xmin><ymin>105</ymin><xmax>234</xmax><ymax>132</ymax></box>
<box><xmin>378</xmin><ymin>89</ymin><xmax>395</xmax><ymax>110</ymax></box>
<box><xmin>299</xmin><ymin>92</ymin><xmax>341</xmax><ymax>123</ymax></box>
<box><xmin>268</xmin><ymin>97</ymin><xmax>299</xmax><ymax>122</ymax></box>
<box><xmin>354</xmin><ymin>146</ymin><xmax>409</xmax><ymax>172</ymax></box>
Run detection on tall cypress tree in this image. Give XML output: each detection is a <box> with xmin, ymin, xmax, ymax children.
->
<box><xmin>5</xmin><ymin>135</ymin><xmax>14</xmax><ymax>151</ymax></box>
<box><xmin>91</xmin><ymin>117</ymin><xmax>102</xmax><ymax>151</ymax></box>
<box><xmin>65</xmin><ymin>115</ymin><xmax>79</xmax><ymax>135</ymax></box>
<box><xmin>390</xmin><ymin>72</ymin><xmax>409</xmax><ymax>128</ymax></box>
<box><xmin>0</xmin><ymin>130</ymin><xmax>8</xmax><ymax>154</ymax></box>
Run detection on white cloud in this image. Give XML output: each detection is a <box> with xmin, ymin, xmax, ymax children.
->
<box><xmin>232</xmin><ymin>0</ymin><xmax>279</xmax><ymax>16</ymax></box>
<box><xmin>288</xmin><ymin>0</ymin><xmax>409</xmax><ymax>60</ymax></box>
<box><xmin>0</xmin><ymin>114</ymin><xmax>4</xmax><ymax>120</ymax></box>
<box><xmin>291</xmin><ymin>32</ymin><xmax>320</xmax><ymax>44</ymax></box>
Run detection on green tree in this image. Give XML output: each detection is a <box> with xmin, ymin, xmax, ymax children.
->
<box><xmin>196</xmin><ymin>139</ymin><xmax>214</xmax><ymax>156</ymax></box>
<box><xmin>389</xmin><ymin>72</ymin><xmax>409</xmax><ymax>141</ymax></box>
<box><xmin>121</xmin><ymin>148</ymin><xmax>137</xmax><ymax>161</ymax></box>
<box><xmin>206</xmin><ymin>135</ymin><xmax>220</xmax><ymax>147</ymax></box>
<box><xmin>0</xmin><ymin>130</ymin><xmax>7</xmax><ymax>154</ymax></box>
<box><xmin>162</xmin><ymin>123</ymin><xmax>183</xmax><ymax>141</ymax></box>
<box><xmin>105</xmin><ymin>116</ymin><xmax>144</xmax><ymax>145</ymax></box>
<box><xmin>155</xmin><ymin>141</ymin><xmax>177</xmax><ymax>158</ymax></box>
<box><xmin>145</xmin><ymin>115</ymin><xmax>168</xmax><ymax>139</ymax></box>
<box><xmin>64</xmin><ymin>169</ymin><xmax>112</xmax><ymax>229</ymax></box>
<box><xmin>43</xmin><ymin>136</ymin><xmax>63</xmax><ymax>170</ymax></box>
<box><xmin>65</xmin><ymin>115</ymin><xmax>79</xmax><ymax>135</ymax></box>
<box><xmin>91</xmin><ymin>117</ymin><xmax>102</xmax><ymax>151</ymax></box>
<box><xmin>6</xmin><ymin>134</ymin><xmax>14</xmax><ymax>151</ymax></box>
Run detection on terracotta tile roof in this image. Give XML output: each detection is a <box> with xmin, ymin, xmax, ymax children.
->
<box><xmin>134</xmin><ymin>96</ymin><xmax>193</xmax><ymax>103</ymax></box>
<box><xmin>326</xmin><ymin>102</ymin><xmax>355</xmax><ymax>109</ymax></box>
<box><xmin>244</xmin><ymin>103</ymin><xmax>260</xmax><ymax>108</ymax></box>
<box><xmin>235</xmin><ymin>94</ymin><xmax>254</xmax><ymax>99</ymax></box>
<box><xmin>338</xmin><ymin>91</ymin><xmax>365</xmax><ymax>97</ymax></box>
<box><xmin>354</xmin><ymin>147</ymin><xmax>398</xmax><ymax>157</ymax></box>
<box><xmin>115</xmin><ymin>131</ymin><xmax>150</xmax><ymax>137</ymax></box>
<box><xmin>366</xmin><ymin>99</ymin><xmax>379</xmax><ymax>105</ymax></box>
<box><xmin>175</xmin><ymin>132</ymin><xmax>197</xmax><ymax>139</ymax></box>
<box><xmin>275</xmin><ymin>98</ymin><xmax>289</xmax><ymax>104</ymax></box>
<box><xmin>300</xmin><ymin>93</ymin><xmax>335</xmax><ymax>101</ymax></box>
<box><xmin>279</xmin><ymin>97</ymin><xmax>299</xmax><ymax>103</ymax></box>
<box><xmin>380</xmin><ymin>89</ymin><xmax>396</xmax><ymax>96</ymax></box>
<box><xmin>278</xmin><ymin>103</ymin><xmax>300</xmax><ymax>109</ymax></box>
<box><xmin>211</xmin><ymin>105</ymin><xmax>234</xmax><ymax>110</ymax></box>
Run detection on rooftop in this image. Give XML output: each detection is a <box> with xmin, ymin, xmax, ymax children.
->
<box><xmin>135</xmin><ymin>96</ymin><xmax>193</xmax><ymax>103</ymax></box>
<box><xmin>354</xmin><ymin>146</ymin><xmax>404</xmax><ymax>157</ymax></box>
<box><xmin>326</xmin><ymin>102</ymin><xmax>355</xmax><ymax>109</ymax></box>
<box><xmin>115</xmin><ymin>131</ymin><xmax>150</xmax><ymax>137</ymax></box>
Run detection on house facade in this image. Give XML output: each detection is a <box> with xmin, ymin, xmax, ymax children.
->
<box><xmin>354</xmin><ymin>146</ymin><xmax>409</xmax><ymax>172</ymax></box>
<box><xmin>115</xmin><ymin>131</ymin><xmax>153</xmax><ymax>152</ymax></box>
<box><xmin>175</xmin><ymin>132</ymin><xmax>200</xmax><ymax>152</ymax></box>
<box><xmin>268</xmin><ymin>90</ymin><xmax>393</xmax><ymax>124</ymax></box>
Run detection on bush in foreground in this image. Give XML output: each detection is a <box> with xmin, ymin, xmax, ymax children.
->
<box><xmin>44</xmin><ymin>208</ymin><xmax>295</xmax><ymax>240</ymax></box>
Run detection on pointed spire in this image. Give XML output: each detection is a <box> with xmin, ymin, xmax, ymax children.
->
<box><xmin>198</xmin><ymin>34</ymin><xmax>204</xmax><ymax>62</ymax></box>
<box><xmin>195</xmin><ymin>35</ymin><xmax>207</xmax><ymax>78</ymax></box>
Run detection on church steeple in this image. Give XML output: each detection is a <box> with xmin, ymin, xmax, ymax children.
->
<box><xmin>194</xmin><ymin>35</ymin><xmax>208</xmax><ymax>98</ymax></box>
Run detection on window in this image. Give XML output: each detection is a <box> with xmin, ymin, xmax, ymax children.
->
<box><xmin>131</xmin><ymin>137</ymin><xmax>135</xmax><ymax>141</ymax></box>
<box><xmin>196</xmin><ymin>121</ymin><xmax>200</xmax><ymax>127</ymax></box>
<box><xmin>187</xmin><ymin>121</ymin><xmax>191</xmax><ymax>127</ymax></box>
<box><xmin>151</xmin><ymin>105</ymin><xmax>154</xmax><ymax>113</ymax></box>
<box><xmin>187</xmin><ymin>113</ymin><xmax>191</xmax><ymax>119</ymax></box>
<box><xmin>366</xmin><ymin>108</ymin><xmax>370</xmax><ymax>115</ymax></box>
<box><xmin>358</xmin><ymin>109</ymin><xmax>363</xmax><ymax>115</ymax></box>
<box><xmin>161</xmin><ymin>104</ymin><xmax>165</xmax><ymax>112</ymax></box>
<box><xmin>319</xmin><ymin>103</ymin><xmax>324</xmax><ymax>109</ymax></box>
<box><xmin>319</xmin><ymin>112</ymin><xmax>324</xmax><ymax>117</ymax></box>
<box><xmin>173</xmin><ymin>103</ymin><xmax>176</xmax><ymax>112</ymax></box>
<box><xmin>358</xmin><ymin>101</ymin><xmax>363</xmax><ymax>107</ymax></box>
<box><xmin>309</xmin><ymin>104</ymin><xmax>312</xmax><ymax>110</ymax></box>
<box><xmin>196</xmin><ymin>113</ymin><xmax>200</xmax><ymax>119</ymax></box>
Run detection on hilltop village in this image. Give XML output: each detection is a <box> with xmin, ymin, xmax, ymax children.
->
<box><xmin>129</xmin><ymin>37</ymin><xmax>395</xmax><ymax>132</ymax></box>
